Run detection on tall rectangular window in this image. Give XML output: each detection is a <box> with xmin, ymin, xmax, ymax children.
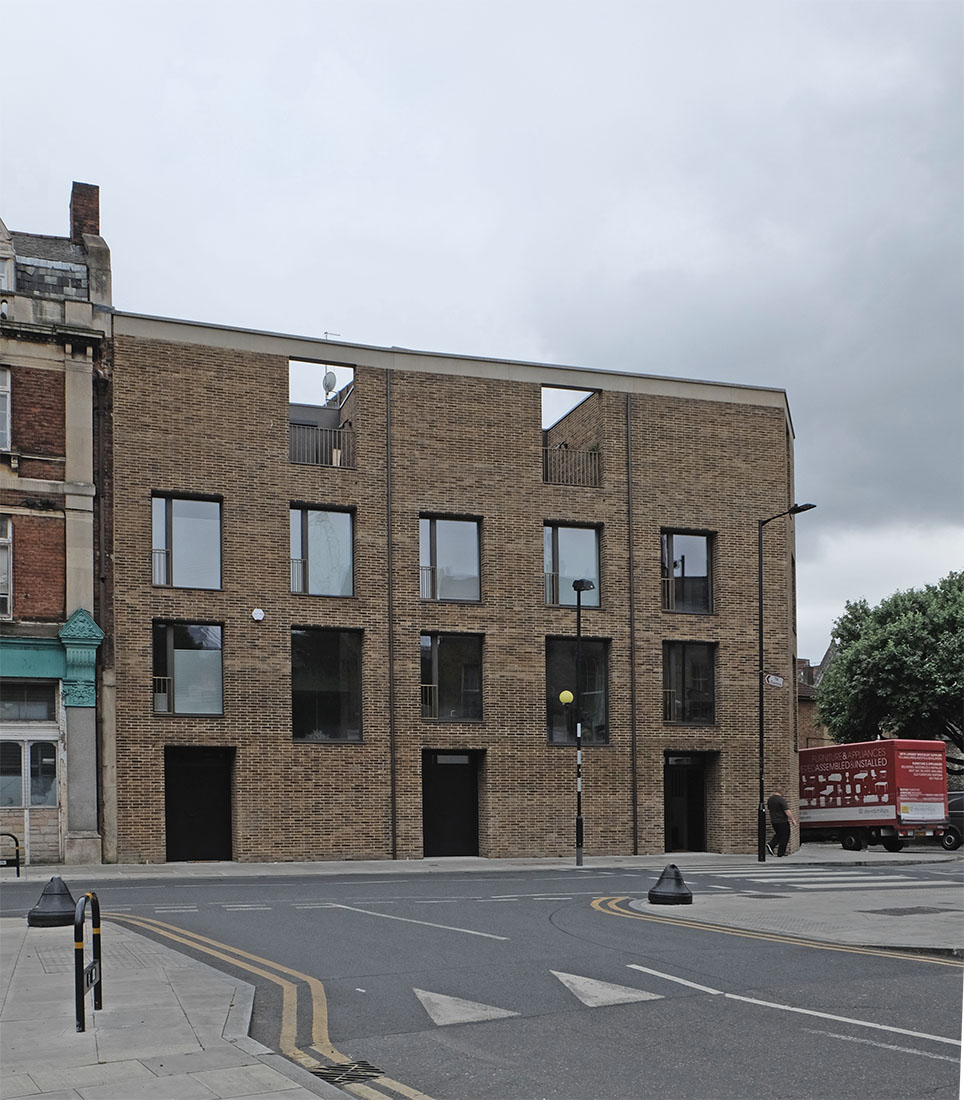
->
<box><xmin>661</xmin><ymin>532</ymin><xmax>713</xmax><ymax>613</ymax></box>
<box><xmin>152</xmin><ymin>497</ymin><xmax>221</xmax><ymax>589</ymax></box>
<box><xmin>0</xmin><ymin>742</ymin><xmax>57</xmax><ymax>807</ymax></box>
<box><xmin>152</xmin><ymin>623</ymin><xmax>223</xmax><ymax>715</ymax></box>
<box><xmin>419</xmin><ymin>518</ymin><xmax>481</xmax><ymax>601</ymax></box>
<box><xmin>545</xmin><ymin>638</ymin><xmax>609</xmax><ymax>744</ymax></box>
<box><xmin>663</xmin><ymin>642</ymin><xmax>716</xmax><ymax>724</ymax></box>
<box><xmin>0</xmin><ymin>515</ymin><xmax>11</xmax><ymax>618</ymax></box>
<box><xmin>291</xmin><ymin>628</ymin><xmax>362</xmax><ymax>741</ymax></box>
<box><xmin>290</xmin><ymin>508</ymin><xmax>353</xmax><ymax>596</ymax></box>
<box><xmin>0</xmin><ymin>743</ymin><xmax>22</xmax><ymax>807</ymax></box>
<box><xmin>544</xmin><ymin>524</ymin><xmax>600</xmax><ymax>606</ymax></box>
<box><xmin>420</xmin><ymin>634</ymin><xmax>483</xmax><ymax>721</ymax></box>
<box><xmin>0</xmin><ymin>368</ymin><xmax>10</xmax><ymax>452</ymax></box>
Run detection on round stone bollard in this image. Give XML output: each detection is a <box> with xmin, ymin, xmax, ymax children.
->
<box><xmin>27</xmin><ymin>876</ymin><xmax>77</xmax><ymax>927</ymax></box>
<box><xmin>648</xmin><ymin>863</ymin><xmax>693</xmax><ymax>905</ymax></box>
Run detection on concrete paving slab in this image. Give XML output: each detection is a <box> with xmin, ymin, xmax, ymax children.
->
<box><xmin>190</xmin><ymin>1064</ymin><xmax>307</xmax><ymax>1097</ymax></box>
<box><xmin>0</xmin><ymin>1072</ymin><xmax>41</xmax><ymax>1099</ymax></box>
<box><xmin>28</xmin><ymin>1062</ymin><xmax>155</xmax><ymax>1095</ymax></box>
<box><xmin>76</xmin><ymin>1077</ymin><xmax>217</xmax><ymax>1100</ymax></box>
<box><xmin>138</xmin><ymin>1049</ymin><xmax>263</xmax><ymax>1078</ymax></box>
<box><xmin>93</xmin><ymin>1024</ymin><xmax>203</xmax><ymax>1063</ymax></box>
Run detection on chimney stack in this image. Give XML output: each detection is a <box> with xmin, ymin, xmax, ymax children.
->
<box><xmin>70</xmin><ymin>182</ymin><xmax>100</xmax><ymax>243</ymax></box>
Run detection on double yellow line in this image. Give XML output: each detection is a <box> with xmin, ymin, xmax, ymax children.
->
<box><xmin>104</xmin><ymin>912</ymin><xmax>433</xmax><ymax>1100</ymax></box>
<box><xmin>592</xmin><ymin>897</ymin><xmax>964</xmax><ymax>967</ymax></box>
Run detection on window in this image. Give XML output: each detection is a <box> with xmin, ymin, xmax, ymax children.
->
<box><xmin>546</xmin><ymin>638</ymin><xmax>609</xmax><ymax>744</ymax></box>
<box><xmin>0</xmin><ymin>742</ymin><xmax>57</xmax><ymax>807</ymax></box>
<box><xmin>544</xmin><ymin>524</ymin><xmax>600</xmax><ymax>605</ymax></box>
<box><xmin>0</xmin><ymin>515</ymin><xmax>10</xmax><ymax>618</ymax></box>
<box><xmin>0</xmin><ymin>681</ymin><xmax>56</xmax><ymax>722</ymax></box>
<box><xmin>419</xmin><ymin>518</ymin><xmax>481</xmax><ymax>601</ymax></box>
<box><xmin>288</xmin><ymin>360</ymin><xmax>356</xmax><ymax>467</ymax></box>
<box><xmin>0</xmin><ymin>743</ymin><xmax>21</xmax><ymax>806</ymax></box>
<box><xmin>420</xmin><ymin>634</ymin><xmax>483</xmax><ymax>721</ymax></box>
<box><xmin>290</xmin><ymin>508</ymin><xmax>353</xmax><ymax>596</ymax></box>
<box><xmin>661</xmin><ymin>532</ymin><xmax>713</xmax><ymax>613</ymax></box>
<box><xmin>152</xmin><ymin>623</ymin><xmax>223</xmax><ymax>715</ymax></box>
<box><xmin>152</xmin><ymin>497</ymin><xmax>221</xmax><ymax>589</ymax></box>
<box><xmin>291</xmin><ymin>629</ymin><xmax>362</xmax><ymax>741</ymax></box>
<box><xmin>663</xmin><ymin>642</ymin><xmax>715</xmax><ymax>724</ymax></box>
<box><xmin>0</xmin><ymin>368</ymin><xmax>10</xmax><ymax>451</ymax></box>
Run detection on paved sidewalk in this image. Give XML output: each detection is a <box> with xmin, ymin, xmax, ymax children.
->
<box><xmin>1</xmin><ymin>846</ymin><xmax>961</xmax><ymax>1099</ymax></box>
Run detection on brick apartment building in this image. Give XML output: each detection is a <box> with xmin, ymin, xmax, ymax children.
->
<box><xmin>2</xmin><ymin>183</ymin><xmax>805</xmax><ymax>865</ymax></box>
<box><xmin>0</xmin><ymin>184</ymin><xmax>108</xmax><ymax>863</ymax></box>
<box><xmin>105</xmin><ymin>316</ymin><xmax>803</xmax><ymax>863</ymax></box>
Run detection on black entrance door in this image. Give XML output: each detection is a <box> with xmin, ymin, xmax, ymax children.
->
<box><xmin>422</xmin><ymin>750</ymin><xmax>480</xmax><ymax>856</ymax></box>
<box><xmin>664</xmin><ymin>754</ymin><xmax>706</xmax><ymax>851</ymax></box>
<box><xmin>164</xmin><ymin>747</ymin><xmax>234</xmax><ymax>861</ymax></box>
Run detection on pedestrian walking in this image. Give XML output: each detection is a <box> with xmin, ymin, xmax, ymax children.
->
<box><xmin>766</xmin><ymin>785</ymin><xmax>796</xmax><ymax>857</ymax></box>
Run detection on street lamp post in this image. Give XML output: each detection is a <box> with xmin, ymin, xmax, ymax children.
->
<box><xmin>757</xmin><ymin>503</ymin><xmax>816</xmax><ymax>862</ymax></box>
<box><xmin>572</xmin><ymin>578</ymin><xmax>595</xmax><ymax>867</ymax></box>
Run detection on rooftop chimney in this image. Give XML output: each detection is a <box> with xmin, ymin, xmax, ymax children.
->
<box><xmin>70</xmin><ymin>182</ymin><xmax>100</xmax><ymax>243</ymax></box>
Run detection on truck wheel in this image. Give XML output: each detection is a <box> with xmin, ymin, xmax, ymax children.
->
<box><xmin>841</xmin><ymin>831</ymin><xmax>864</xmax><ymax>851</ymax></box>
<box><xmin>940</xmin><ymin>828</ymin><xmax>962</xmax><ymax>851</ymax></box>
<box><xmin>882</xmin><ymin>837</ymin><xmax>903</xmax><ymax>852</ymax></box>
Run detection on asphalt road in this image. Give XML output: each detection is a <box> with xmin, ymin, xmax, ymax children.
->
<box><xmin>3</xmin><ymin>865</ymin><xmax>961</xmax><ymax>1099</ymax></box>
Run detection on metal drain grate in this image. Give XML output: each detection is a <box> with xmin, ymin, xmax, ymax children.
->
<box><xmin>312</xmin><ymin>1061</ymin><xmax>384</xmax><ymax>1084</ymax></box>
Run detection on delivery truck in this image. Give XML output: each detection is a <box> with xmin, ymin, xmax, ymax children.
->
<box><xmin>799</xmin><ymin>739</ymin><xmax>948</xmax><ymax>852</ymax></box>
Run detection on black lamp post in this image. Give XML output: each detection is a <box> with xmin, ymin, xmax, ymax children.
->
<box><xmin>572</xmin><ymin>577</ymin><xmax>595</xmax><ymax>866</ymax></box>
<box><xmin>757</xmin><ymin>503</ymin><xmax>816</xmax><ymax>862</ymax></box>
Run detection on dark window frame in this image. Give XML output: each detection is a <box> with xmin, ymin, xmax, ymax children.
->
<box><xmin>289</xmin><ymin>504</ymin><xmax>355</xmax><ymax>597</ymax></box>
<box><xmin>660</xmin><ymin>530</ymin><xmax>714</xmax><ymax>614</ymax></box>
<box><xmin>291</xmin><ymin>627</ymin><xmax>363</xmax><ymax>743</ymax></box>
<box><xmin>545</xmin><ymin>636</ymin><xmax>610</xmax><ymax>745</ymax></box>
<box><xmin>152</xmin><ymin>621</ymin><xmax>224</xmax><ymax>716</ymax></box>
<box><xmin>663</xmin><ymin>641</ymin><xmax>717</xmax><ymax>725</ymax></box>
<box><xmin>151</xmin><ymin>493</ymin><xmax>223</xmax><ymax>590</ymax></box>
<box><xmin>543</xmin><ymin>522</ymin><xmax>601</xmax><ymax>606</ymax></box>
<box><xmin>419</xmin><ymin>516</ymin><xmax>482</xmax><ymax>603</ymax></box>
<box><xmin>420</xmin><ymin>632</ymin><xmax>484</xmax><ymax>722</ymax></box>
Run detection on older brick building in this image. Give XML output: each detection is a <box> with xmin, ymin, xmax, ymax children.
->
<box><xmin>103</xmin><ymin>314</ymin><xmax>804</xmax><ymax>863</ymax></box>
<box><xmin>0</xmin><ymin>184</ymin><xmax>108</xmax><ymax>863</ymax></box>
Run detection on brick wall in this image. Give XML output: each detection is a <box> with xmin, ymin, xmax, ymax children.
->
<box><xmin>0</xmin><ymin>512</ymin><xmax>65</xmax><ymax>620</ymax></box>
<box><xmin>109</xmin><ymin>332</ymin><xmax>799</xmax><ymax>863</ymax></box>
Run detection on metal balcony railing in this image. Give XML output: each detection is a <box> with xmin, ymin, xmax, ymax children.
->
<box><xmin>153</xmin><ymin>677</ymin><xmax>173</xmax><ymax>714</ymax></box>
<box><xmin>289</xmin><ymin>424</ymin><xmax>356</xmax><ymax>467</ymax></box>
<box><xmin>420</xmin><ymin>566</ymin><xmax>436</xmax><ymax>600</ymax></box>
<box><xmin>291</xmin><ymin>558</ymin><xmax>306</xmax><ymax>593</ymax></box>
<box><xmin>661</xmin><ymin>576</ymin><xmax>674</xmax><ymax>611</ymax></box>
<box><xmin>420</xmin><ymin>684</ymin><xmax>439</xmax><ymax>720</ymax></box>
<box><xmin>542</xmin><ymin>447</ymin><xmax>600</xmax><ymax>487</ymax></box>
<box><xmin>663</xmin><ymin>689</ymin><xmax>678</xmax><ymax>722</ymax></box>
<box><xmin>544</xmin><ymin>571</ymin><xmax>559</xmax><ymax>604</ymax></box>
<box><xmin>152</xmin><ymin>548</ymin><xmax>171</xmax><ymax>586</ymax></box>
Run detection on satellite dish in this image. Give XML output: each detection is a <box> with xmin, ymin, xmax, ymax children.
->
<box><xmin>323</xmin><ymin>371</ymin><xmax>337</xmax><ymax>395</ymax></box>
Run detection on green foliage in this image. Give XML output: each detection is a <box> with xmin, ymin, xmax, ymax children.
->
<box><xmin>816</xmin><ymin>573</ymin><xmax>964</xmax><ymax>768</ymax></box>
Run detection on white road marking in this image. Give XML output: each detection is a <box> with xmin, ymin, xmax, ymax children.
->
<box><xmin>153</xmin><ymin>907</ymin><xmax>198</xmax><ymax>913</ymax></box>
<box><xmin>414</xmin><ymin>988</ymin><xmax>518</xmax><ymax>1026</ymax></box>
<box><xmin>805</xmin><ymin>1029</ymin><xmax>961</xmax><ymax>1063</ymax></box>
<box><xmin>294</xmin><ymin>903</ymin><xmax>337</xmax><ymax>909</ymax></box>
<box><xmin>330</xmin><ymin>903</ymin><xmax>508</xmax><ymax>940</ymax></box>
<box><xmin>222</xmin><ymin>904</ymin><xmax>272</xmax><ymax>910</ymax></box>
<box><xmin>551</xmin><ymin>971</ymin><xmax>662</xmax><ymax>1007</ymax></box>
<box><xmin>627</xmin><ymin>965</ymin><xmax>723</xmax><ymax>995</ymax></box>
<box><xmin>772</xmin><ymin>881</ymin><xmax>951</xmax><ymax>890</ymax></box>
<box><xmin>626</xmin><ymin>964</ymin><xmax>960</xmax><ymax>1048</ymax></box>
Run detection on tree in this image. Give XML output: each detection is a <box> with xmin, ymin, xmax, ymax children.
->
<box><xmin>816</xmin><ymin>572</ymin><xmax>964</xmax><ymax>775</ymax></box>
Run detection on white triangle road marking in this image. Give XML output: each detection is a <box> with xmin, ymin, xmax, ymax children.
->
<box><xmin>413</xmin><ymin>988</ymin><xmax>519</xmax><ymax>1026</ymax></box>
<box><xmin>551</xmin><ymin>971</ymin><xmax>663</xmax><ymax>1007</ymax></box>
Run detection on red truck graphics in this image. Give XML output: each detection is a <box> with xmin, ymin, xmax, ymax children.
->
<box><xmin>799</xmin><ymin>739</ymin><xmax>948</xmax><ymax>851</ymax></box>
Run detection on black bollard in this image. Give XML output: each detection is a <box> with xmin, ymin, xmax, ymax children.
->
<box><xmin>27</xmin><ymin>876</ymin><xmax>77</xmax><ymax>927</ymax></box>
<box><xmin>648</xmin><ymin>863</ymin><xmax>693</xmax><ymax>905</ymax></box>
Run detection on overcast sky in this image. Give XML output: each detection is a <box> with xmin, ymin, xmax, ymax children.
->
<box><xmin>3</xmin><ymin>1</ymin><xmax>961</xmax><ymax>661</ymax></box>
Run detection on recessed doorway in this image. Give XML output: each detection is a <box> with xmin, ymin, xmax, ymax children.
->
<box><xmin>422</xmin><ymin>750</ymin><xmax>481</xmax><ymax>857</ymax></box>
<box><xmin>164</xmin><ymin>746</ymin><xmax>234</xmax><ymax>861</ymax></box>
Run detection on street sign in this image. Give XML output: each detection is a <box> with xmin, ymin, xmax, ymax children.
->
<box><xmin>764</xmin><ymin>673</ymin><xmax>784</xmax><ymax>688</ymax></box>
